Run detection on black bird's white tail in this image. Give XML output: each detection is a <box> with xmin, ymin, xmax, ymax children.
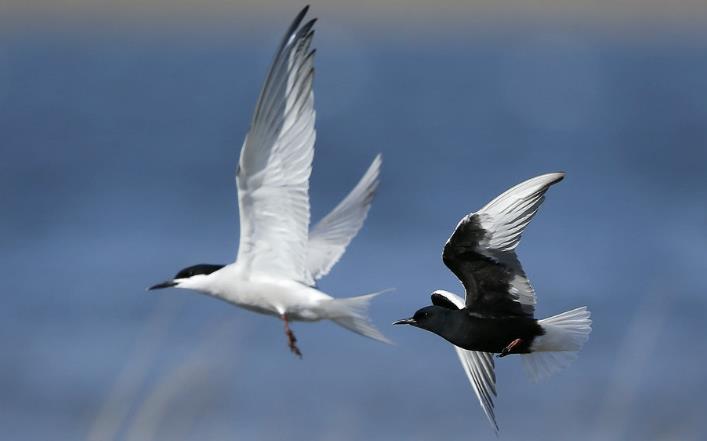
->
<box><xmin>523</xmin><ymin>307</ymin><xmax>592</xmax><ymax>382</ymax></box>
<box><xmin>319</xmin><ymin>290</ymin><xmax>392</xmax><ymax>344</ymax></box>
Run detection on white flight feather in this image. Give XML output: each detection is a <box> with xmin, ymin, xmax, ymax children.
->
<box><xmin>235</xmin><ymin>18</ymin><xmax>317</xmax><ymax>284</ymax></box>
<box><xmin>306</xmin><ymin>154</ymin><xmax>382</xmax><ymax>281</ymax></box>
<box><xmin>523</xmin><ymin>306</ymin><xmax>592</xmax><ymax>382</ymax></box>
<box><xmin>436</xmin><ymin>290</ymin><xmax>499</xmax><ymax>432</ymax></box>
<box><xmin>476</xmin><ymin>172</ymin><xmax>565</xmax><ymax>252</ymax></box>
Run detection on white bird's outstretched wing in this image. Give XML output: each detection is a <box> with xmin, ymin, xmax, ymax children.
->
<box><xmin>435</xmin><ymin>290</ymin><xmax>499</xmax><ymax>432</ymax></box>
<box><xmin>306</xmin><ymin>154</ymin><xmax>382</xmax><ymax>281</ymax></box>
<box><xmin>236</xmin><ymin>7</ymin><xmax>317</xmax><ymax>283</ymax></box>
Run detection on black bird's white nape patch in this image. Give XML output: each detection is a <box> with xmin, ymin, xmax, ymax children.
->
<box><xmin>431</xmin><ymin>292</ymin><xmax>460</xmax><ymax>310</ymax></box>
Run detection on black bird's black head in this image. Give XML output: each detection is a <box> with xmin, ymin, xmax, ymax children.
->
<box><xmin>393</xmin><ymin>305</ymin><xmax>454</xmax><ymax>335</ymax></box>
<box><xmin>394</xmin><ymin>292</ymin><xmax>462</xmax><ymax>336</ymax></box>
<box><xmin>148</xmin><ymin>264</ymin><xmax>225</xmax><ymax>290</ymax></box>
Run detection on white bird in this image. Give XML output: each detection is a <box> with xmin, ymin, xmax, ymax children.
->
<box><xmin>149</xmin><ymin>6</ymin><xmax>390</xmax><ymax>357</ymax></box>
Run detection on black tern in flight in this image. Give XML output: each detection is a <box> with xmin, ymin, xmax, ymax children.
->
<box><xmin>150</xmin><ymin>6</ymin><xmax>390</xmax><ymax>357</ymax></box>
<box><xmin>395</xmin><ymin>172</ymin><xmax>591</xmax><ymax>431</ymax></box>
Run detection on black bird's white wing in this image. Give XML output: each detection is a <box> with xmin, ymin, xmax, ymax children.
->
<box><xmin>306</xmin><ymin>155</ymin><xmax>381</xmax><ymax>281</ymax></box>
<box><xmin>434</xmin><ymin>290</ymin><xmax>498</xmax><ymax>432</ymax></box>
<box><xmin>235</xmin><ymin>7</ymin><xmax>318</xmax><ymax>284</ymax></box>
<box><xmin>442</xmin><ymin>173</ymin><xmax>565</xmax><ymax>316</ymax></box>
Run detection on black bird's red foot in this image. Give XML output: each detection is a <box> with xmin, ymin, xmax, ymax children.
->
<box><xmin>498</xmin><ymin>338</ymin><xmax>523</xmax><ymax>358</ymax></box>
<box><xmin>282</xmin><ymin>314</ymin><xmax>302</xmax><ymax>358</ymax></box>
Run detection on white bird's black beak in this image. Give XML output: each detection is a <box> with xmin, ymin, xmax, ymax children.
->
<box><xmin>393</xmin><ymin>318</ymin><xmax>416</xmax><ymax>325</ymax></box>
<box><xmin>148</xmin><ymin>280</ymin><xmax>177</xmax><ymax>290</ymax></box>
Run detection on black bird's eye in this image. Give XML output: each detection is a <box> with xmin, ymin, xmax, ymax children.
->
<box><xmin>413</xmin><ymin>311</ymin><xmax>429</xmax><ymax>321</ymax></box>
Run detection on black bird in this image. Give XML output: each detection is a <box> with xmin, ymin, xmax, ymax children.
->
<box><xmin>394</xmin><ymin>173</ymin><xmax>591</xmax><ymax>432</ymax></box>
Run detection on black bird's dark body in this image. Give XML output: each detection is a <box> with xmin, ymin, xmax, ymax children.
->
<box><xmin>417</xmin><ymin>307</ymin><xmax>544</xmax><ymax>354</ymax></box>
<box><xmin>406</xmin><ymin>301</ymin><xmax>544</xmax><ymax>354</ymax></box>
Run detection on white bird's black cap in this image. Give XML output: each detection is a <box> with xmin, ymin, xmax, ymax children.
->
<box><xmin>148</xmin><ymin>264</ymin><xmax>224</xmax><ymax>290</ymax></box>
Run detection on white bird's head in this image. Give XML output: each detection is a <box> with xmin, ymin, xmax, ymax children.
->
<box><xmin>148</xmin><ymin>264</ymin><xmax>224</xmax><ymax>291</ymax></box>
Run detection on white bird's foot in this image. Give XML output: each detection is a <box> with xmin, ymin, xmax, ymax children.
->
<box><xmin>498</xmin><ymin>338</ymin><xmax>523</xmax><ymax>358</ymax></box>
<box><xmin>282</xmin><ymin>315</ymin><xmax>302</xmax><ymax>358</ymax></box>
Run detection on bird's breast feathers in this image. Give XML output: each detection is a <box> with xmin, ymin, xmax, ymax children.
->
<box><xmin>202</xmin><ymin>267</ymin><xmax>331</xmax><ymax>320</ymax></box>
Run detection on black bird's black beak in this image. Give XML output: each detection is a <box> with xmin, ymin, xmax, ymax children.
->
<box><xmin>393</xmin><ymin>318</ymin><xmax>416</xmax><ymax>325</ymax></box>
<box><xmin>148</xmin><ymin>280</ymin><xmax>177</xmax><ymax>290</ymax></box>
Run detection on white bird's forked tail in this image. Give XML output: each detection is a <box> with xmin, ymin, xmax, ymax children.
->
<box><xmin>319</xmin><ymin>290</ymin><xmax>393</xmax><ymax>344</ymax></box>
<box><xmin>523</xmin><ymin>306</ymin><xmax>592</xmax><ymax>382</ymax></box>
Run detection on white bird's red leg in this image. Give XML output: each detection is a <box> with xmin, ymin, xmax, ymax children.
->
<box><xmin>281</xmin><ymin>314</ymin><xmax>302</xmax><ymax>358</ymax></box>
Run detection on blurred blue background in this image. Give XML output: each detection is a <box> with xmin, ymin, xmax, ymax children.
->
<box><xmin>1</xmin><ymin>1</ymin><xmax>707</xmax><ymax>440</ymax></box>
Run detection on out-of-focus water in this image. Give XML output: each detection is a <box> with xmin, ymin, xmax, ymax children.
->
<box><xmin>1</xmin><ymin>23</ymin><xmax>706</xmax><ymax>441</ymax></box>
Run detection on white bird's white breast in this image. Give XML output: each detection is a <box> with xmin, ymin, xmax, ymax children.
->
<box><xmin>197</xmin><ymin>264</ymin><xmax>332</xmax><ymax>321</ymax></box>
